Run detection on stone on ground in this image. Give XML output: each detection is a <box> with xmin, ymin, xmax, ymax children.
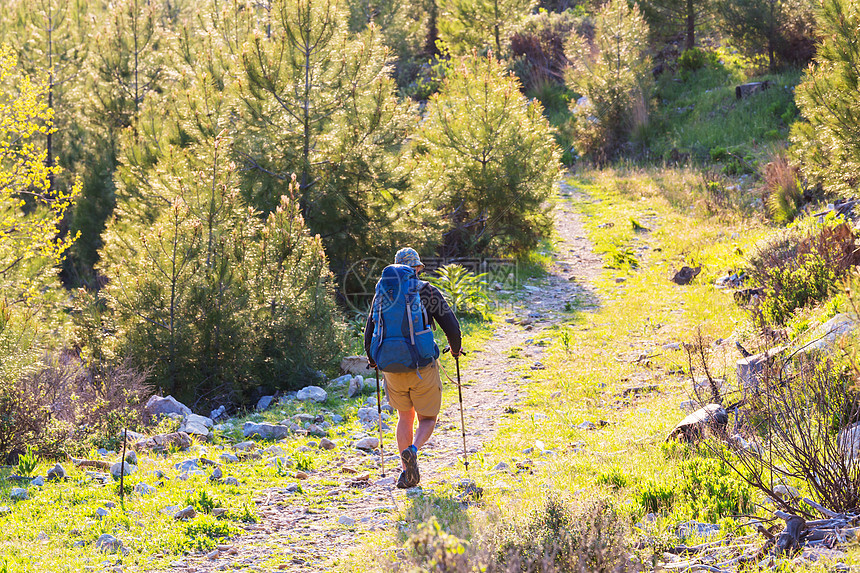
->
<box><xmin>256</xmin><ymin>395</ymin><xmax>274</xmax><ymax>411</ymax></box>
<box><xmin>341</xmin><ymin>356</ymin><xmax>375</xmax><ymax>376</ymax></box>
<box><xmin>144</xmin><ymin>395</ymin><xmax>191</xmax><ymax>418</ymax></box>
<box><xmin>110</xmin><ymin>461</ymin><xmax>137</xmax><ymax>478</ymax></box>
<box><xmin>134</xmin><ymin>431</ymin><xmax>192</xmax><ymax>453</ymax></box>
<box><xmin>243</xmin><ymin>422</ymin><xmax>291</xmax><ymax>440</ymax></box>
<box><xmin>355</xmin><ymin>436</ymin><xmax>379</xmax><ymax>450</ymax></box>
<box><xmin>296</xmin><ymin>386</ymin><xmax>327</xmax><ymax>402</ymax></box>
<box><xmin>46</xmin><ymin>463</ymin><xmax>66</xmax><ymax>481</ymax></box>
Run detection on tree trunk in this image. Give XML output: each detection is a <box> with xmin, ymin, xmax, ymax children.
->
<box><xmin>685</xmin><ymin>0</ymin><xmax>695</xmax><ymax>50</ymax></box>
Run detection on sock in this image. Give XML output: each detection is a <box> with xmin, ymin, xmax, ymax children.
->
<box><xmin>407</xmin><ymin>444</ymin><xmax>417</xmax><ymax>454</ymax></box>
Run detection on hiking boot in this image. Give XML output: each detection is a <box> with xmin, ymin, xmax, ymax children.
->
<box><xmin>397</xmin><ymin>447</ymin><xmax>420</xmax><ymax>489</ymax></box>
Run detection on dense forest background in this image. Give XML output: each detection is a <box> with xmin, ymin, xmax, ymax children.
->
<box><xmin>1</xmin><ymin>0</ymin><xmax>857</xmax><ymax>457</ymax></box>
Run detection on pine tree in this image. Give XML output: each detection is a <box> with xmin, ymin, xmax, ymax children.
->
<box><xmin>712</xmin><ymin>0</ymin><xmax>781</xmax><ymax>69</ymax></box>
<box><xmin>437</xmin><ymin>0</ymin><xmax>535</xmax><ymax>55</ymax></box>
<box><xmin>790</xmin><ymin>0</ymin><xmax>860</xmax><ymax>198</ymax></box>
<box><xmin>565</xmin><ymin>0</ymin><xmax>652</xmax><ymax>159</ymax></box>
<box><xmin>238</xmin><ymin>0</ymin><xmax>423</xmax><ymax>272</ymax></box>
<box><xmin>412</xmin><ymin>54</ymin><xmax>560</xmax><ymax>256</ymax></box>
<box><xmin>100</xmin><ymin>135</ymin><xmax>346</xmax><ymax>402</ymax></box>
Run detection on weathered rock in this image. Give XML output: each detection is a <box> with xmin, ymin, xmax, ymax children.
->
<box><xmin>210</xmin><ymin>467</ymin><xmax>223</xmax><ymax>482</ymax></box>
<box><xmin>295</xmin><ymin>470</ymin><xmax>309</xmax><ymax>480</ymax></box>
<box><xmin>338</xmin><ymin>515</ymin><xmax>355</xmax><ymax>526</ymax></box>
<box><xmin>296</xmin><ymin>386</ymin><xmax>327</xmax><ymax>402</ymax></box>
<box><xmin>210</xmin><ymin>405</ymin><xmax>227</xmax><ymax>420</ymax></box>
<box><xmin>800</xmin><ymin>313</ymin><xmax>857</xmax><ymax>354</ymax></box>
<box><xmin>737</xmin><ymin>346</ymin><xmax>786</xmax><ymax>390</ymax></box>
<box><xmin>46</xmin><ymin>463</ymin><xmax>66</xmax><ymax>481</ymax></box>
<box><xmin>667</xmin><ymin>404</ymin><xmax>728</xmax><ymax>441</ymax></box>
<box><xmin>10</xmin><ymin>488</ymin><xmax>27</xmax><ymax>501</ymax></box>
<box><xmin>224</xmin><ymin>477</ymin><xmax>240</xmax><ymax>486</ymax></box>
<box><xmin>174</xmin><ymin>459</ymin><xmax>200</xmax><ymax>472</ymax></box>
<box><xmin>576</xmin><ymin>421</ymin><xmax>596</xmax><ymax>431</ymax></box>
<box><xmin>341</xmin><ymin>356</ymin><xmax>375</xmax><ymax>377</ymax></box>
<box><xmin>306</xmin><ymin>424</ymin><xmax>326</xmax><ymax>437</ymax></box>
<box><xmin>232</xmin><ymin>441</ymin><xmax>255</xmax><ymax>452</ymax></box>
<box><xmin>180</xmin><ymin>414</ymin><xmax>214</xmax><ymax>438</ymax></box>
<box><xmin>243</xmin><ymin>422</ymin><xmax>291</xmax><ymax>440</ymax></box>
<box><xmin>347</xmin><ymin>376</ymin><xmax>364</xmax><ymax>398</ymax></box>
<box><xmin>30</xmin><ymin>476</ymin><xmax>45</xmax><ymax>487</ymax></box>
<box><xmin>491</xmin><ymin>462</ymin><xmax>509</xmax><ymax>471</ymax></box>
<box><xmin>355</xmin><ymin>436</ymin><xmax>379</xmax><ymax>450</ymax></box>
<box><xmin>678</xmin><ymin>520</ymin><xmax>720</xmax><ymax>539</ymax></box>
<box><xmin>144</xmin><ymin>395</ymin><xmax>191</xmax><ymax>418</ymax></box>
<box><xmin>357</xmin><ymin>407</ymin><xmax>379</xmax><ymax>422</ymax></box>
<box><xmin>134</xmin><ymin>431</ymin><xmax>192</xmax><ymax>453</ymax></box>
<box><xmin>110</xmin><ymin>462</ymin><xmax>137</xmax><ymax>478</ymax></box>
<box><xmin>256</xmin><ymin>395</ymin><xmax>274</xmax><ymax>411</ymax></box>
<box><xmin>329</xmin><ymin>374</ymin><xmax>352</xmax><ymax>386</ymax></box>
<box><xmin>838</xmin><ymin>421</ymin><xmax>860</xmax><ymax>461</ymax></box>
<box><xmin>319</xmin><ymin>438</ymin><xmax>336</xmax><ymax>450</ymax></box>
<box><xmin>134</xmin><ymin>482</ymin><xmax>156</xmax><ymax>495</ymax></box>
<box><xmin>95</xmin><ymin>507</ymin><xmax>110</xmax><ymax>519</ymax></box>
<box><xmin>118</xmin><ymin>428</ymin><xmax>145</xmax><ymax>442</ymax></box>
<box><xmin>124</xmin><ymin>450</ymin><xmax>138</xmax><ymax>466</ymax></box>
<box><xmin>219</xmin><ymin>452</ymin><xmax>239</xmax><ymax>463</ymax></box>
<box><xmin>174</xmin><ymin>506</ymin><xmax>197</xmax><ymax>520</ymax></box>
<box><xmin>671</xmin><ymin>266</ymin><xmax>701</xmax><ymax>286</ymax></box>
<box><xmin>95</xmin><ymin>534</ymin><xmax>127</xmax><ymax>554</ymax></box>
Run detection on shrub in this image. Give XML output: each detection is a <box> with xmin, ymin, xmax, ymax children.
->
<box><xmin>677</xmin><ymin>47</ymin><xmax>713</xmax><ymax>75</ymax></box>
<box><xmin>412</xmin><ymin>54</ymin><xmax>561</xmax><ymax>257</ymax></box>
<box><xmin>745</xmin><ymin>218</ymin><xmax>860</xmax><ymax>325</ymax></box>
<box><xmin>565</xmin><ymin>0</ymin><xmax>652</xmax><ymax>160</ymax></box>
<box><xmin>494</xmin><ymin>496</ymin><xmax>634</xmax><ymax>571</ymax></box>
<box><xmin>509</xmin><ymin>10</ymin><xmax>581</xmax><ymax>92</ymax></box>
<box><xmin>705</xmin><ymin>353</ymin><xmax>860</xmax><ymax>514</ymax></box>
<box><xmin>762</xmin><ymin>150</ymin><xmax>804</xmax><ymax>224</ymax></box>
<box><xmin>426</xmin><ymin>264</ymin><xmax>491</xmax><ymax>319</ymax></box>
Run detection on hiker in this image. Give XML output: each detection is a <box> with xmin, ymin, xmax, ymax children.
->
<box><xmin>365</xmin><ymin>247</ymin><xmax>462</xmax><ymax>489</ymax></box>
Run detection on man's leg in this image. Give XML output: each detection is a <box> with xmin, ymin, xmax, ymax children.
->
<box><xmin>396</xmin><ymin>408</ymin><xmax>415</xmax><ymax>469</ymax></box>
<box><xmin>413</xmin><ymin>415</ymin><xmax>436</xmax><ymax>449</ymax></box>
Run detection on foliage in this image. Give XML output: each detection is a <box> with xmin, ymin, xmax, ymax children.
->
<box><xmin>762</xmin><ymin>148</ymin><xmax>804</xmax><ymax>224</ymax></box>
<box><xmin>412</xmin><ymin>53</ymin><xmax>560</xmax><ymax>257</ymax></box>
<box><xmin>637</xmin><ymin>457</ymin><xmax>753</xmax><ymax>522</ymax></box>
<box><xmin>437</xmin><ymin>0</ymin><xmax>536</xmax><ymax>55</ymax></box>
<box><xmin>185</xmin><ymin>490</ymin><xmax>220</xmax><ymax>514</ymax></box>
<box><xmin>0</xmin><ymin>45</ymin><xmax>80</xmax><ymax>299</ymax></box>
<box><xmin>509</xmin><ymin>10</ymin><xmax>580</xmax><ymax>92</ymax></box>
<box><xmin>790</xmin><ymin>0</ymin><xmax>860</xmax><ymax>199</ymax></box>
<box><xmin>745</xmin><ymin>217</ymin><xmax>859</xmax><ymax>325</ymax></box>
<box><xmin>99</xmin><ymin>137</ymin><xmax>347</xmax><ymax>404</ymax></box>
<box><xmin>713</xmin><ymin>0</ymin><xmax>816</xmax><ymax>69</ymax></box>
<box><xmin>16</xmin><ymin>446</ymin><xmax>38</xmax><ymax>477</ymax></box>
<box><xmin>565</xmin><ymin>0</ymin><xmax>652</xmax><ymax>160</ymax></box>
<box><xmin>637</xmin><ymin>0</ymin><xmax>709</xmax><ymax>49</ymax></box>
<box><xmin>426</xmin><ymin>264</ymin><xmax>491</xmax><ymax>319</ymax></box>
<box><xmin>678</xmin><ymin>48</ymin><xmax>718</xmax><ymax>78</ymax></box>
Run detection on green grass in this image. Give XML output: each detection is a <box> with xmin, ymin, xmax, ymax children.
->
<box><xmin>643</xmin><ymin>55</ymin><xmax>802</xmax><ymax>165</ymax></box>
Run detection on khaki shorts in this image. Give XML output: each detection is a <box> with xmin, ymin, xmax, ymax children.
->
<box><xmin>383</xmin><ymin>360</ymin><xmax>443</xmax><ymax>418</ymax></box>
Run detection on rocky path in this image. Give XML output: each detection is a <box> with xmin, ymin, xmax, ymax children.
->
<box><xmin>165</xmin><ymin>180</ymin><xmax>602</xmax><ymax>573</ymax></box>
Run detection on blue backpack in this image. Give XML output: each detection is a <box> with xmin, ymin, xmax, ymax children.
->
<box><xmin>369</xmin><ymin>264</ymin><xmax>439</xmax><ymax>373</ymax></box>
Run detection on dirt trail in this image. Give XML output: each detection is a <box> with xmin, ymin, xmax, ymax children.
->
<box><xmin>166</xmin><ymin>181</ymin><xmax>602</xmax><ymax>573</ymax></box>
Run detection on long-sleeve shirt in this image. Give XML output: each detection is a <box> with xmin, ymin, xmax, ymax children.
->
<box><xmin>364</xmin><ymin>282</ymin><xmax>462</xmax><ymax>358</ymax></box>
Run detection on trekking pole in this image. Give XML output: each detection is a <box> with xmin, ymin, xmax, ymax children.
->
<box><xmin>375</xmin><ymin>366</ymin><xmax>385</xmax><ymax>478</ymax></box>
<box><xmin>454</xmin><ymin>353</ymin><xmax>469</xmax><ymax>473</ymax></box>
<box><xmin>443</xmin><ymin>346</ymin><xmax>469</xmax><ymax>473</ymax></box>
